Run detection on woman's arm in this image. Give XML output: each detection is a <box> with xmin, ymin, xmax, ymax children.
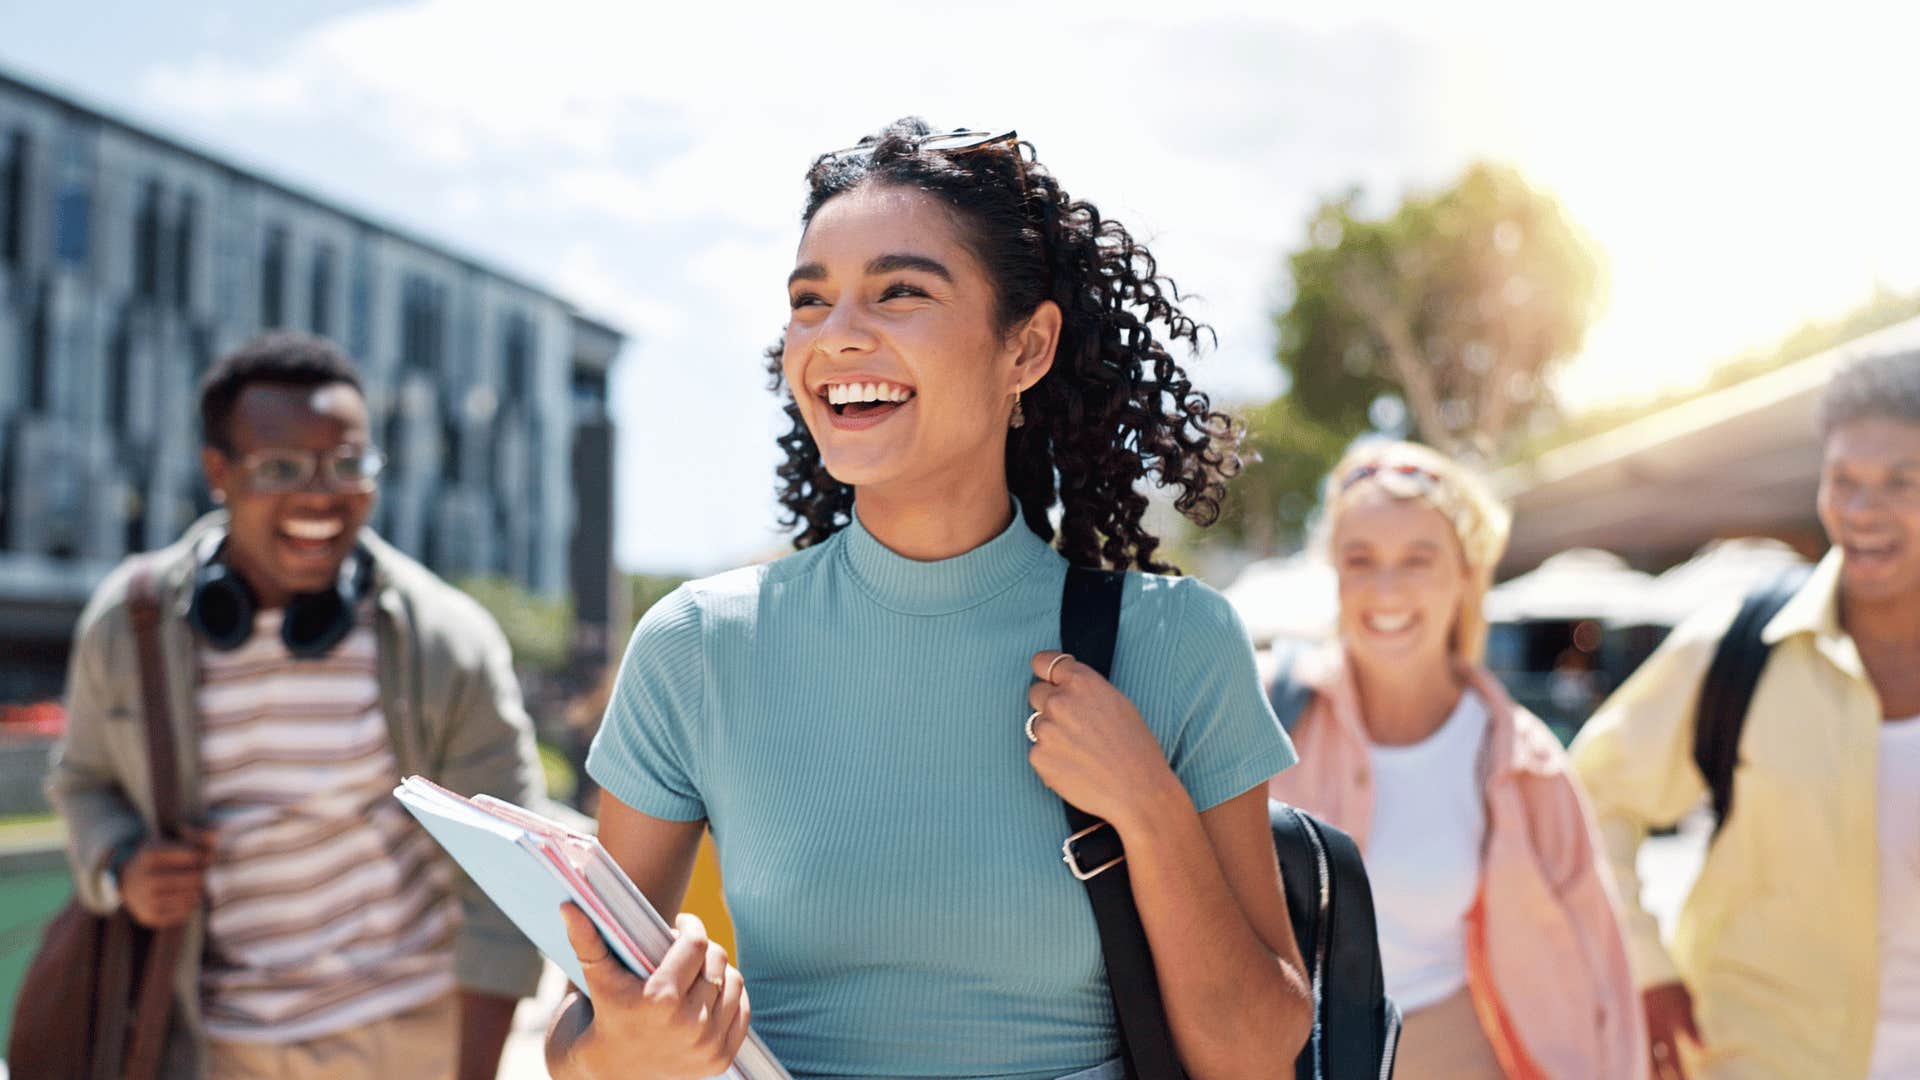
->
<box><xmin>1027</xmin><ymin>653</ymin><xmax>1311</xmax><ymax>1079</ymax></box>
<box><xmin>545</xmin><ymin>795</ymin><xmax>749</xmax><ymax>1080</ymax></box>
<box><xmin>1117</xmin><ymin>782</ymin><xmax>1312</xmax><ymax>1079</ymax></box>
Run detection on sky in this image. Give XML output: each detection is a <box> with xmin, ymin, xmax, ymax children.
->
<box><xmin>3</xmin><ymin>1</ymin><xmax>1916</xmax><ymax>575</ymax></box>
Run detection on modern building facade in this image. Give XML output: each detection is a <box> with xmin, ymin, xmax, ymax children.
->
<box><xmin>0</xmin><ymin>67</ymin><xmax>624</xmax><ymax>706</ymax></box>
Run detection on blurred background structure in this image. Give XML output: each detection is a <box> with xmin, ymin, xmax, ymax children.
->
<box><xmin>0</xmin><ymin>67</ymin><xmax>627</xmax><ymax>721</ymax></box>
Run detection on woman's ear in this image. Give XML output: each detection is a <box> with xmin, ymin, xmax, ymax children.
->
<box><xmin>1009</xmin><ymin>300</ymin><xmax>1063</xmax><ymax>393</ymax></box>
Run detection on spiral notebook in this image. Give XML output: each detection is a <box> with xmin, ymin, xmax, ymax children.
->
<box><xmin>394</xmin><ymin>776</ymin><xmax>791</xmax><ymax>1080</ymax></box>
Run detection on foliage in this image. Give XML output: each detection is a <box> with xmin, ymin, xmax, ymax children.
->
<box><xmin>1277</xmin><ymin>163</ymin><xmax>1603</xmax><ymax>459</ymax></box>
<box><xmin>1222</xmin><ymin>162</ymin><xmax>1603</xmax><ymax>551</ymax></box>
<box><xmin>455</xmin><ymin>576</ymin><xmax>575</xmax><ymax>674</ymax></box>
<box><xmin>625</xmin><ymin>573</ymin><xmax>690</xmax><ymax>641</ymax></box>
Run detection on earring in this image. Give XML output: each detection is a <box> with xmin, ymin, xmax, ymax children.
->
<box><xmin>212</xmin><ymin>488</ymin><xmax>227</xmax><ymax>505</ymax></box>
<box><xmin>1009</xmin><ymin>392</ymin><xmax>1025</xmax><ymax>430</ymax></box>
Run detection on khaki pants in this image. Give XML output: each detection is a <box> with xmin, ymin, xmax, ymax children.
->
<box><xmin>205</xmin><ymin>994</ymin><xmax>456</xmax><ymax>1080</ymax></box>
<box><xmin>1397</xmin><ymin>986</ymin><xmax>1507</xmax><ymax>1080</ymax></box>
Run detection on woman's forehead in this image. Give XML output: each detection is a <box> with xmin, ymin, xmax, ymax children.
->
<box><xmin>1333</xmin><ymin>490</ymin><xmax>1457</xmax><ymax>546</ymax></box>
<box><xmin>796</xmin><ymin>184</ymin><xmax>968</xmax><ymax>266</ymax></box>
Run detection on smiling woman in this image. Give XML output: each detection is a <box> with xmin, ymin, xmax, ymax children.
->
<box><xmin>549</xmin><ymin>119</ymin><xmax>1314</xmax><ymax>1080</ymax></box>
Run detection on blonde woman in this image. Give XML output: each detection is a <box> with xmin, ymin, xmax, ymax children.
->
<box><xmin>1267</xmin><ymin>441</ymin><xmax>1645</xmax><ymax>1080</ymax></box>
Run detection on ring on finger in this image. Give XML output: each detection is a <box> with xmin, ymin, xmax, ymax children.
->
<box><xmin>1025</xmin><ymin>710</ymin><xmax>1043</xmax><ymax>744</ymax></box>
<box><xmin>1044</xmin><ymin>653</ymin><xmax>1074</xmax><ymax>685</ymax></box>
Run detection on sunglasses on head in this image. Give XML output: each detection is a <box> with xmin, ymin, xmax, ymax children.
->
<box><xmin>823</xmin><ymin>128</ymin><xmax>1028</xmax><ymax>194</ymax></box>
<box><xmin>1339</xmin><ymin>461</ymin><xmax>1441</xmax><ymax>494</ymax></box>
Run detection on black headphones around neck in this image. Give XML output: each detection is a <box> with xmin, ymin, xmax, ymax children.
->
<box><xmin>186</xmin><ymin>531</ymin><xmax>374</xmax><ymax>659</ymax></box>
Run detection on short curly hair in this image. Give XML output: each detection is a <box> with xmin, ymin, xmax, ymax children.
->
<box><xmin>199</xmin><ymin>331</ymin><xmax>363</xmax><ymax>454</ymax></box>
<box><xmin>765</xmin><ymin>118</ymin><xmax>1242</xmax><ymax>573</ymax></box>
<box><xmin>1820</xmin><ymin>348</ymin><xmax>1920</xmax><ymax>439</ymax></box>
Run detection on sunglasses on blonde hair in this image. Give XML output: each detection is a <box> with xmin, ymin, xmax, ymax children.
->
<box><xmin>1338</xmin><ymin>460</ymin><xmax>1441</xmax><ymax>494</ymax></box>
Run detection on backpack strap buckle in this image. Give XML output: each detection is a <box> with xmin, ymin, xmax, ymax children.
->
<box><xmin>1062</xmin><ymin>821</ymin><xmax>1124</xmax><ymax>881</ymax></box>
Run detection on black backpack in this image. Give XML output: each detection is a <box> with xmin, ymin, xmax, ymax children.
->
<box><xmin>1059</xmin><ymin>569</ymin><xmax>1400</xmax><ymax>1080</ymax></box>
<box><xmin>1691</xmin><ymin>566</ymin><xmax>1813</xmax><ymax>837</ymax></box>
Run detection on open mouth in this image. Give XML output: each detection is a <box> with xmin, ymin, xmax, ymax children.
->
<box><xmin>279</xmin><ymin>518</ymin><xmax>344</xmax><ymax>559</ymax></box>
<box><xmin>821</xmin><ymin>380</ymin><xmax>916</xmax><ymax>422</ymax></box>
<box><xmin>1845</xmin><ymin>540</ymin><xmax>1903</xmax><ymax>568</ymax></box>
<box><xmin>1362</xmin><ymin>612</ymin><xmax>1417</xmax><ymax>635</ymax></box>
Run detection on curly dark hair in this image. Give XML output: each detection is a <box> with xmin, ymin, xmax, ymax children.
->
<box><xmin>766</xmin><ymin>118</ymin><xmax>1242</xmax><ymax>573</ymax></box>
<box><xmin>199</xmin><ymin>331</ymin><xmax>364</xmax><ymax>454</ymax></box>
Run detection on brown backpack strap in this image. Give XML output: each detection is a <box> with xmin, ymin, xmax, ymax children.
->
<box><xmin>123</xmin><ymin>560</ymin><xmax>186</xmax><ymax>1080</ymax></box>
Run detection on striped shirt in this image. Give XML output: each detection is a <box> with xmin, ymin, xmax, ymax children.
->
<box><xmin>196</xmin><ymin>606</ymin><xmax>456</xmax><ymax>1044</ymax></box>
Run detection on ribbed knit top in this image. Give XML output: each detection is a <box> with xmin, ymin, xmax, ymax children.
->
<box><xmin>587</xmin><ymin>506</ymin><xmax>1295</xmax><ymax>1080</ymax></box>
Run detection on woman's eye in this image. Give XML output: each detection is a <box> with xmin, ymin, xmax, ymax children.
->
<box><xmin>789</xmin><ymin>293</ymin><xmax>822</xmax><ymax>310</ymax></box>
<box><xmin>878</xmin><ymin>282</ymin><xmax>928</xmax><ymax>302</ymax></box>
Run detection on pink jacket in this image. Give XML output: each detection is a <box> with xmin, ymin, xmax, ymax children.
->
<box><xmin>1267</xmin><ymin>645</ymin><xmax>1647</xmax><ymax>1080</ymax></box>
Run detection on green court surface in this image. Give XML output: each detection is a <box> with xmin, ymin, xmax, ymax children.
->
<box><xmin>0</xmin><ymin>825</ymin><xmax>73</xmax><ymax>1058</ymax></box>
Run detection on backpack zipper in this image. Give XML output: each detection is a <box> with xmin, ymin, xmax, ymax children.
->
<box><xmin>1377</xmin><ymin>998</ymin><xmax>1401</xmax><ymax>1080</ymax></box>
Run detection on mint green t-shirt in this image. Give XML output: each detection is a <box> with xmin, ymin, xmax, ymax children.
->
<box><xmin>586</xmin><ymin>509</ymin><xmax>1296</xmax><ymax>1080</ymax></box>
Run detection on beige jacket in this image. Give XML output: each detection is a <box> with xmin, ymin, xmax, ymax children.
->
<box><xmin>1571</xmin><ymin>550</ymin><xmax>1882</xmax><ymax>1079</ymax></box>
<box><xmin>47</xmin><ymin>514</ymin><xmax>546</xmax><ymax>1076</ymax></box>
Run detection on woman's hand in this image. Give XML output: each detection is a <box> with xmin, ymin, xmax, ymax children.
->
<box><xmin>546</xmin><ymin>903</ymin><xmax>750</xmax><ymax>1080</ymax></box>
<box><xmin>1025</xmin><ymin>650</ymin><xmax>1182</xmax><ymax>828</ymax></box>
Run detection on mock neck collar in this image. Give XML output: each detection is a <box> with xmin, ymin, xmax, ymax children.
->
<box><xmin>839</xmin><ymin>500</ymin><xmax>1053</xmax><ymax>615</ymax></box>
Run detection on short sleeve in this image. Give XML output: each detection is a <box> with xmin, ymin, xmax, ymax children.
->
<box><xmin>586</xmin><ymin>586</ymin><xmax>708</xmax><ymax>822</ymax></box>
<box><xmin>1164</xmin><ymin>580</ymin><xmax>1298</xmax><ymax>812</ymax></box>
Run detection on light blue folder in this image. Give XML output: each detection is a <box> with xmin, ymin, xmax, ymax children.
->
<box><xmin>394</xmin><ymin>778</ymin><xmax>790</xmax><ymax>1080</ymax></box>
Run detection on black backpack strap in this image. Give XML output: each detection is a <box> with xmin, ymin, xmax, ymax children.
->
<box><xmin>1266</xmin><ymin>640</ymin><xmax>1315</xmax><ymax>735</ymax></box>
<box><xmin>1270</xmin><ymin>802</ymin><xmax>1399</xmax><ymax>1080</ymax></box>
<box><xmin>1059</xmin><ymin>566</ymin><xmax>1185</xmax><ymax>1080</ymax></box>
<box><xmin>1693</xmin><ymin>566</ymin><xmax>1812</xmax><ymax>837</ymax></box>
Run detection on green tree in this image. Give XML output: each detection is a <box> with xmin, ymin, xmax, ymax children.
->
<box><xmin>1222</xmin><ymin>163</ymin><xmax>1603</xmax><ymax>551</ymax></box>
<box><xmin>1279</xmin><ymin>163</ymin><xmax>1603</xmax><ymax>457</ymax></box>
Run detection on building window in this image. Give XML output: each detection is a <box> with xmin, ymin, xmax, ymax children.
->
<box><xmin>53</xmin><ymin>128</ymin><xmax>90</xmax><ymax>268</ymax></box>
<box><xmin>173</xmin><ymin>192</ymin><xmax>197</xmax><ymax>311</ymax></box>
<box><xmin>400</xmin><ymin>273</ymin><xmax>446</xmax><ymax>373</ymax></box>
<box><xmin>133</xmin><ymin>178</ymin><xmax>162</xmax><ymax>300</ymax></box>
<box><xmin>2</xmin><ymin>130</ymin><xmax>27</xmax><ymax>267</ymax></box>
<box><xmin>349</xmin><ymin>244</ymin><xmax>373</xmax><ymax>358</ymax></box>
<box><xmin>53</xmin><ymin>182</ymin><xmax>89</xmax><ymax>267</ymax></box>
<box><xmin>25</xmin><ymin>284</ymin><xmax>51</xmax><ymax>410</ymax></box>
<box><xmin>261</xmin><ymin>225</ymin><xmax>288</xmax><ymax>328</ymax></box>
<box><xmin>502</xmin><ymin>311</ymin><xmax>539</xmax><ymax>403</ymax></box>
<box><xmin>310</xmin><ymin>242</ymin><xmax>334</xmax><ymax>336</ymax></box>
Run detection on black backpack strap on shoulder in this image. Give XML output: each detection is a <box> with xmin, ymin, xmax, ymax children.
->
<box><xmin>1266</xmin><ymin>640</ymin><xmax>1315</xmax><ymax>735</ymax></box>
<box><xmin>1693</xmin><ymin>565</ymin><xmax>1813</xmax><ymax>838</ymax></box>
<box><xmin>1270</xmin><ymin>802</ymin><xmax>1399</xmax><ymax>1080</ymax></box>
<box><xmin>1059</xmin><ymin>566</ymin><xmax>1184</xmax><ymax>1080</ymax></box>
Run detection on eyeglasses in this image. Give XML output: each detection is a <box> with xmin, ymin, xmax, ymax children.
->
<box><xmin>230</xmin><ymin>445</ymin><xmax>386</xmax><ymax>494</ymax></box>
<box><xmin>1338</xmin><ymin>461</ymin><xmax>1441</xmax><ymax>494</ymax></box>
<box><xmin>823</xmin><ymin>128</ymin><xmax>1029</xmax><ymax>194</ymax></box>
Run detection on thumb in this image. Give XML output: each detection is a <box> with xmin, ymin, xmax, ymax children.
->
<box><xmin>560</xmin><ymin>902</ymin><xmax>621</xmax><ymax>999</ymax></box>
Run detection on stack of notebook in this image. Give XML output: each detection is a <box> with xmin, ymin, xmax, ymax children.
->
<box><xmin>394</xmin><ymin>775</ymin><xmax>791</xmax><ymax>1080</ymax></box>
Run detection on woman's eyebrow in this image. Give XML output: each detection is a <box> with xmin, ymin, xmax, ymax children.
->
<box><xmin>788</xmin><ymin>263</ymin><xmax>827</xmax><ymax>287</ymax></box>
<box><xmin>867</xmin><ymin>253</ymin><xmax>953</xmax><ymax>282</ymax></box>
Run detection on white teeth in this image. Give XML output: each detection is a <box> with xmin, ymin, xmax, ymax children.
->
<box><xmin>1365</xmin><ymin>613</ymin><xmax>1414</xmax><ymax>633</ymax></box>
<box><xmin>283</xmin><ymin>519</ymin><xmax>343</xmax><ymax>541</ymax></box>
<box><xmin>825</xmin><ymin>381</ymin><xmax>914</xmax><ymax>405</ymax></box>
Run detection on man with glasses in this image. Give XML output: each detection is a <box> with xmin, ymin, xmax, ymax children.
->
<box><xmin>1572</xmin><ymin>348</ymin><xmax>1920</xmax><ymax>1079</ymax></box>
<box><xmin>48</xmin><ymin>332</ymin><xmax>544</xmax><ymax>1079</ymax></box>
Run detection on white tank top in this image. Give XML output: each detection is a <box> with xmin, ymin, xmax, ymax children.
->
<box><xmin>1365</xmin><ymin>690</ymin><xmax>1488</xmax><ymax>1013</ymax></box>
